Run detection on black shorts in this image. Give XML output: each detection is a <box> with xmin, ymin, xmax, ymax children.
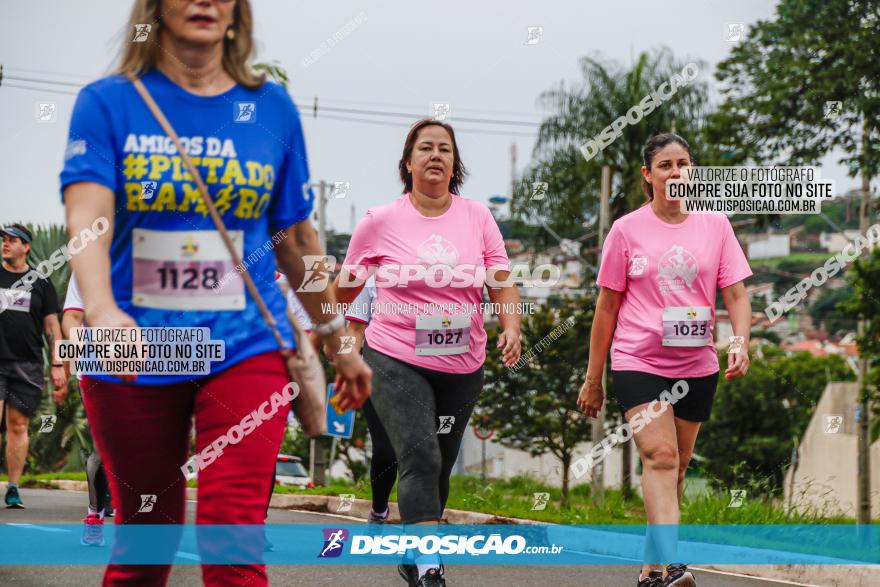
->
<box><xmin>611</xmin><ymin>370</ymin><xmax>719</xmax><ymax>423</ymax></box>
<box><xmin>0</xmin><ymin>360</ymin><xmax>44</xmax><ymax>418</ymax></box>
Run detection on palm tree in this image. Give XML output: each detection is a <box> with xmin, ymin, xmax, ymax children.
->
<box><xmin>514</xmin><ymin>48</ymin><xmax>712</xmax><ymax>235</ymax></box>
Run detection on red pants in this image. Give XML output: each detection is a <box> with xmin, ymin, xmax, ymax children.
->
<box><xmin>81</xmin><ymin>351</ymin><xmax>291</xmax><ymax>586</ymax></box>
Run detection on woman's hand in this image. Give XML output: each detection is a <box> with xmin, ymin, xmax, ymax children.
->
<box><xmin>84</xmin><ymin>304</ymin><xmax>139</xmax><ymax>383</ymax></box>
<box><xmin>577</xmin><ymin>372</ymin><xmax>605</xmax><ymax>418</ymax></box>
<box><xmin>497</xmin><ymin>327</ymin><xmax>521</xmax><ymax>367</ymax></box>
<box><xmin>725</xmin><ymin>347</ymin><xmax>750</xmax><ymax>380</ymax></box>
<box><xmin>85</xmin><ymin>304</ymin><xmax>138</xmax><ymax>330</ymax></box>
<box><xmin>331</xmin><ymin>351</ymin><xmax>372</xmax><ymax>412</ymax></box>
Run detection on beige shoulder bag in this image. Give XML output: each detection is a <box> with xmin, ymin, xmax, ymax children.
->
<box><xmin>128</xmin><ymin>74</ymin><xmax>327</xmax><ymax>437</ymax></box>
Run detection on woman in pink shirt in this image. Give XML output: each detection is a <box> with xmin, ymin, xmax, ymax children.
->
<box><xmin>577</xmin><ymin>133</ymin><xmax>752</xmax><ymax>587</ymax></box>
<box><xmin>332</xmin><ymin>119</ymin><xmax>522</xmax><ymax>587</ymax></box>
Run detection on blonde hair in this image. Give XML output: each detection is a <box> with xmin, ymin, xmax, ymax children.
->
<box><xmin>117</xmin><ymin>0</ymin><xmax>265</xmax><ymax>89</ymax></box>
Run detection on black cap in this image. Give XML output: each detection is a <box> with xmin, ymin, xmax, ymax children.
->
<box><xmin>0</xmin><ymin>226</ymin><xmax>32</xmax><ymax>244</ymax></box>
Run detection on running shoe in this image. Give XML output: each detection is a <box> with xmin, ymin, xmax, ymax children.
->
<box><xmin>4</xmin><ymin>486</ymin><xmax>24</xmax><ymax>508</ymax></box>
<box><xmin>80</xmin><ymin>513</ymin><xmax>105</xmax><ymax>547</ymax></box>
<box><xmin>368</xmin><ymin>508</ymin><xmax>389</xmax><ymax>524</ymax></box>
<box><xmin>416</xmin><ymin>568</ymin><xmax>446</xmax><ymax>587</ymax></box>
<box><xmin>638</xmin><ymin>571</ymin><xmax>664</xmax><ymax>586</ymax></box>
<box><xmin>664</xmin><ymin>564</ymin><xmax>696</xmax><ymax>586</ymax></box>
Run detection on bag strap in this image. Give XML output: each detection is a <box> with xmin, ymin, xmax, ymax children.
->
<box><xmin>128</xmin><ymin>73</ymin><xmax>292</xmax><ymax>350</ymax></box>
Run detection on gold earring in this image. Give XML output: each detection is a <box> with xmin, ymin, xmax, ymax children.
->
<box><xmin>226</xmin><ymin>27</ymin><xmax>235</xmax><ymax>40</ymax></box>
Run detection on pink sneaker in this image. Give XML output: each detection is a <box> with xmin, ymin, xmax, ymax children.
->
<box><xmin>80</xmin><ymin>513</ymin><xmax>105</xmax><ymax>547</ymax></box>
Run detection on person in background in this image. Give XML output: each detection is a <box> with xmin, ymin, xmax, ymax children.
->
<box><xmin>0</xmin><ymin>224</ymin><xmax>67</xmax><ymax>509</ymax></box>
<box><xmin>61</xmin><ymin>274</ymin><xmax>114</xmax><ymax>547</ymax></box>
<box><xmin>332</xmin><ymin>119</ymin><xmax>522</xmax><ymax>587</ymax></box>
<box><xmin>343</xmin><ymin>277</ymin><xmax>398</xmax><ymax>524</ymax></box>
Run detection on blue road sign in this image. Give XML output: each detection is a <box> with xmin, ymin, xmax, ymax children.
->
<box><xmin>325</xmin><ymin>384</ymin><xmax>354</xmax><ymax>439</ymax></box>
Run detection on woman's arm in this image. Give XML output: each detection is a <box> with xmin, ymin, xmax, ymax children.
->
<box><xmin>65</xmin><ymin>183</ymin><xmax>123</xmax><ymax>322</ymax></box>
<box><xmin>65</xmin><ymin>182</ymin><xmax>138</xmax><ymax>380</ymax></box>
<box><xmin>587</xmin><ymin>287</ymin><xmax>623</xmax><ymax>377</ymax></box>
<box><xmin>274</xmin><ymin>219</ymin><xmax>372</xmax><ymax>410</ymax></box>
<box><xmin>275</xmin><ymin>220</ymin><xmax>345</xmax><ymax>332</ymax></box>
<box><xmin>721</xmin><ymin>281</ymin><xmax>751</xmax><ymax>380</ymax></box>
<box><xmin>486</xmin><ymin>270</ymin><xmax>522</xmax><ymax>367</ymax></box>
<box><xmin>346</xmin><ymin>319</ymin><xmax>368</xmax><ymax>352</ymax></box>
<box><xmin>330</xmin><ymin>272</ymin><xmax>366</xmax><ymax>309</ymax></box>
<box><xmin>577</xmin><ymin>286</ymin><xmax>623</xmax><ymax>418</ymax></box>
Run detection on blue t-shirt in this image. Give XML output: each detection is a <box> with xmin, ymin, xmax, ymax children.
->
<box><xmin>60</xmin><ymin>69</ymin><xmax>314</xmax><ymax>385</ymax></box>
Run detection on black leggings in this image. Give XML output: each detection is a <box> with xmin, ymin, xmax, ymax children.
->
<box><xmin>86</xmin><ymin>450</ymin><xmax>110</xmax><ymax>513</ymax></box>
<box><xmin>362</xmin><ymin>397</ymin><xmax>397</xmax><ymax>513</ymax></box>
<box><xmin>363</xmin><ymin>341</ymin><xmax>483</xmax><ymax>524</ymax></box>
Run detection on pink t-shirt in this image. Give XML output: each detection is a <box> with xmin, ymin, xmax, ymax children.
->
<box><xmin>343</xmin><ymin>193</ymin><xmax>510</xmax><ymax>373</ymax></box>
<box><xmin>597</xmin><ymin>205</ymin><xmax>752</xmax><ymax>378</ymax></box>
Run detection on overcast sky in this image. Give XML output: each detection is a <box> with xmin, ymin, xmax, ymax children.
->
<box><xmin>0</xmin><ymin>0</ymin><xmax>859</xmax><ymax>233</ymax></box>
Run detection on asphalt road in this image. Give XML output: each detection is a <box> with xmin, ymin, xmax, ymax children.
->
<box><xmin>0</xmin><ymin>488</ymin><xmax>797</xmax><ymax>587</ymax></box>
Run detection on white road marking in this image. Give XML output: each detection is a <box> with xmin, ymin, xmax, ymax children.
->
<box><xmin>690</xmin><ymin>566</ymin><xmax>826</xmax><ymax>587</ymax></box>
<box><xmin>5</xmin><ymin>523</ymin><xmax>72</xmax><ymax>533</ymax></box>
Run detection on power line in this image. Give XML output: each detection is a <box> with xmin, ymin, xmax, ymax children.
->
<box><xmin>2</xmin><ymin>82</ymin><xmax>79</xmax><ymax>96</ymax></box>
<box><xmin>312</xmin><ymin>104</ymin><xmax>538</xmax><ymax>127</ymax></box>
<box><xmin>290</xmin><ymin>93</ymin><xmax>541</xmax><ymax>120</ymax></box>
<box><xmin>2</xmin><ymin>70</ymin><xmax>543</xmax><ymax>130</ymax></box>
<box><xmin>308</xmin><ymin>113</ymin><xmax>537</xmax><ymax>137</ymax></box>
<box><xmin>5</xmin><ymin>65</ymin><xmax>544</xmax><ymax>121</ymax></box>
<box><xmin>4</xmin><ymin>66</ymin><xmax>95</xmax><ymax>82</ymax></box>
<box><xmin>5</xmin><ymin>74</ymin><xmax>84</xmax><ymax>88</ymax></box>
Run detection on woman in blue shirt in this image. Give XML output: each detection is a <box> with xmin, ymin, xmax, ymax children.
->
<box><xmin>61</xmin><ymin>1</ymin><xmax>371</xmax><ymax>584</ymax></box>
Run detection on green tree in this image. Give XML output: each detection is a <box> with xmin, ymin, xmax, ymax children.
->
<box><xmin>841</xmin><ymin>248</ymin><xmax>880</xmax><ymax>441</ymax></box>
<box><xmin>513</xmin><ymin>47</ymin><xmax>713</xmax><ymax>252</ymax></box>
<box><xmin>477</xmin><ymin>295</ymin><xmax>594</xmax><ymax>505</ymax></box>
<box><xmin>254</xmin><ymin>61</ymin><xmax>290</xmax><ymax>89</ymax></box>
<box><xmin>809</xmin><ymin>284</ymin><xmax>857</xmax><ymax>335</ymax></box>
<box><xmin>708</xmin><ymin>0</ymin><xmax>878</xmax><ymax>182</ymax></box>
<box><xmin>697</xmin><ymin>347</ymin><xmax>855</xmax><ymax>494</ymax></box>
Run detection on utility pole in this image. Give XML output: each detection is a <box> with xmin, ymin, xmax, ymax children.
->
<box><xmin>856</xmin><ymin>112</ymin><xmax>872</xmax><ymax>525</ymax></box>
<box><xmin>309</xmin><ymin>180</ymin><xmax>330</xmax><ymax>485</ymax></box>
<box><xmin>510</xmin><ymin>142</ymin><xmax>518</xmax><ymax>198</ymax></box>
<box><xmin>592</xmin><ymin>165</ymin><xmax>612</xmax><ymax>502</ymax></box>
<box><xmin>312</xmin><ymin>180</ymin><xmax>329</xmax><ymax>250</ymax></box>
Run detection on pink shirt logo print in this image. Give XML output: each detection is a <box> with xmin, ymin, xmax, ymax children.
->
<box><xmin>657</xmin><ymin>245</ymin><xmax>699</xmax><ymax>294</ymax></box>
<box><xmin>417</xmin><ymin>234</ymin><xmax>459</xmax><ymax>267</ymax></box>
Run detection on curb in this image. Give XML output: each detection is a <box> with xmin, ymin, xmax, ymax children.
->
<box><xmin>12</xmin><ymin>481</ymin><xmax>878</xmax><ymax>585</ymax></box>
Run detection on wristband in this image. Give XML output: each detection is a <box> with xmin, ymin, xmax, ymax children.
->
<box><xmin>52</xmin><ymin>363</ymin><xmax>63</xmax><ymax>367</ymax></box>
<box><xmin>314</xmin><ymin>314</ymin><xmax>345</xmax><ymax>337</ymax></box>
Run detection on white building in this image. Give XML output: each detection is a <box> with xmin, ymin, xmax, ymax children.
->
<box><xmin>747</xmin><ymin>234</ymin><xmax>791</xmax><ymax>260</ymax></box>
<box><xmin>784</xmin><ymin>381</ymin><xmax>880</xmax><ymax>517</ymax></box>
<box><xmin>819</xmin><ymin>231</ymin><xmax>860</xmax><ymax>253</ymax></box>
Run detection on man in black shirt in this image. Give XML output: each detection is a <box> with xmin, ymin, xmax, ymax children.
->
<box><xmin>0</xmin><ymin>224</ymin><xmax>66</xmax><ymax>508</ymax></box>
